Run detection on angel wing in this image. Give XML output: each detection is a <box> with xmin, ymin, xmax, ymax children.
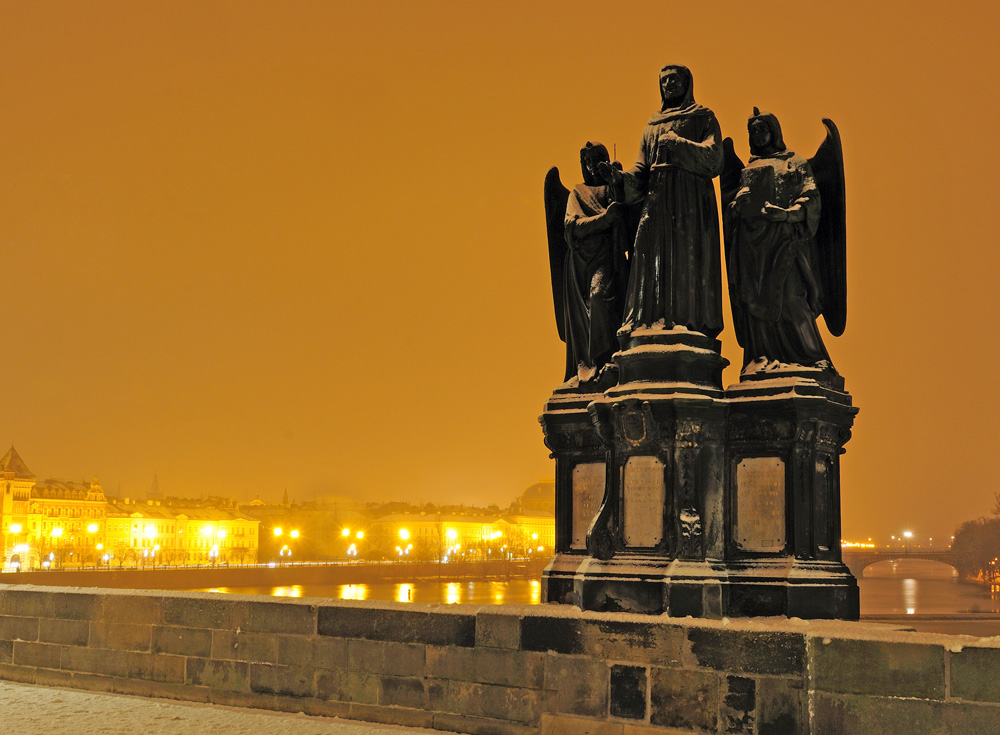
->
<box><xmin>543</xmin><ymin>166</ymin><xmax>570</xmax><ymax>341</ymax></box>
<box><xmin>720</xmin><ymin>137</ymin><xmax>749</xmax><ymax>348</ymax></box>
<box><xmin>809</xmin><ymin>119</ymin><xmax>847</xmax><ymax>337</ymax></box>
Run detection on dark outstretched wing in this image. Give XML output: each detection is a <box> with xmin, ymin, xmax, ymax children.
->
<box><xmin>809</xmin><ymin>119</ymin><xmax>847</xmax><ymax>337</ymax></box>
<box><xmin>543</xmin><ymin>167</ymin><xmax>570</xmax><ymax>341</ymax></box>
<box><xmin>720</xmin><ymin>137</ymin><xmax>749</xmax><ymax>347</ymax></box>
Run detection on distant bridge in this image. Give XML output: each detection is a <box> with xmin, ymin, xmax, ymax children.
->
<box><xmin>841</xmin><ymin>548</ymin><xmax>957</xmax><ymax>577</ymax></box>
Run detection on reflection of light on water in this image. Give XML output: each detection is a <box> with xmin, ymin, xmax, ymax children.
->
<box><xmin>340</xmin><ymin>584</ymin><xmax>369</xmax><ymax>601</ymax></box>
<box><xmin>530</xmin><ymin>579</ymin><xmax>541</xmax><ymax>604</ymax></box>
<box><xmin>903</xmin><ymin>578</ymin><xmax>917</xmax><ymax>614</ymax></box>
<box><xmin>396</xmin><ymin>584</ymin><xmax>414</xmax><ymax>603</ymax></box>
<box><xmin>489</xmin><ymin>581</ymin><xmax>506</xmax><ymax>603</ymax></box>
<box><xmin>446</xmin><ymin>583</ymin><xmax>461</xmax><ymax>604</ymax></box>
<box><xmin>272</xmin><ymin>585</ymin><xmax>303</xmax><ymax>598</ymax></box>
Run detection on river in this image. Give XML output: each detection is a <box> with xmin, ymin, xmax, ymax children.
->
<box><xmin>199</xmin><ymin>559</ymin><xmax>1000</xmax><ymax>636</ymax></box>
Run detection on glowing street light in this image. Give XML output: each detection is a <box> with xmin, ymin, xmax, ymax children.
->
<box><xmin>341</xmin><ymin>528</ymin><xmax>351</xmax><ymax>537</ymax></box>
<box><xmin>399</xmin><ymin>528</ymin><xmax>410</xmax><ymax>541</ymax></box>
<box><xmin>290</xmin><ymin>529</ymin><xmax>299</xmax><ymax>539</ymax></box>
<box><xmin>356</xmin><ymin>531</ymin><xmax>364</xmax><ymax>539</ymax></box>
<box><xmin>87</xmin><ymin>523</ymin><xmax>99</xmax><ymax>534</ymax></box>
<box><xmin>274</xmin><ymin>527</ymin><xmax>283</xmax><ymax>537</ymax></box>
<box><xmin>9</xmin><ymin>523</ymin><xmax>22</xmax><ymax>535</ymax></box>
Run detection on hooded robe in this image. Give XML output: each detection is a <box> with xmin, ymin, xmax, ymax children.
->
<box><xmin>621</xmin><ymin>65</ymin><xmax>724</xmax><ymax>338</ymax></box>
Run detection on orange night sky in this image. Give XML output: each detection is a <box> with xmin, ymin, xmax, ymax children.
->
<box><xmin>1</xmin><ymin>2</ymin><xmax>998</xmax><ymax>545</ymax></box>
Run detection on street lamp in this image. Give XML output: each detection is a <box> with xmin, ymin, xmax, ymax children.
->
<box><xmin>903</xmin><ymin>530</ymin><xmax>913</xmax><ymax>554</ymax></box>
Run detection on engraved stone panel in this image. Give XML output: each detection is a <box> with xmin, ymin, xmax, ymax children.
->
<box><xmin>624</xmin><ymin>456</ymin><xmax>665</xmax><ymax>547</ymax></box>
<box><xmin>571</xmin><ymin>462</ymin><xmax>605</xmax><ymax>549</ymax></box>
<box><xmin>735</xmin><ymin>457</ymin><xmax>785</xmax><ymax>551</ymax></box>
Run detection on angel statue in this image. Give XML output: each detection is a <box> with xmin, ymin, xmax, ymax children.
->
<box><xmin>720</xmin><ymin>109</ymin><xmax>847</xmax><ymax>374</ymax></box>
<box><xmin>544</xmin><ymin>142</ymin><xmax>632</xmax><ymax>387</ymax></box>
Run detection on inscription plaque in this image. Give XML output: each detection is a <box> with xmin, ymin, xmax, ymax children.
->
<box><xmin>736</xmin><ymin>457</ymin><xmax>785</xmax><ymax>551</ymax></box>
<box><xmin>571</xmin><ymin>462</ymin><xmax>605</xmax><ymax>549</ymax></box>
<box><xmin>623</xmin><ymin>456</ymin><xmax>665</xmax><ymax>547</ymax></box>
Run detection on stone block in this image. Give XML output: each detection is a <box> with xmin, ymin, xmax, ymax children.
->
<box><xmin>435</xmin><ymin>711</ymin><xmax>537</xmax><ymax>735</ymax></box>
<box><xmin>0</xmin><ymin>662</ymin><xmax>36</xmax><ymax>684</ymax></box>
<box><xmin>315</xmin><ymin>669</ymin><xmax>379</xmax><ymax>704</ymax></box>
<box><xmin>544</xmin><ymin>654</ymin><xmax>608</xmax><ymax>717</ymax></box>
<box><xmin>12</xmin><ymin>640</ymin><xmax>61</xmax><ymax>669</ymax></box>
<box><xmin>720</xmin><ymin>675</ymin><xmax>754</xmax><ymax>734</ymax></box>
<box><xmin>476</xmin><ymin>608</ymin><xmax>522</xmax><ymax>649</ymax></box>
<box><xmin>62</xmin><ymin>646</ymin><xmax>129</xmax><ymax>678</ymax></box>
<box><xmin>347</xmin><ymin>638</ymin><xmax>425</xmax><ymax>677</ymax></box>
<box><xmin>950</xmin><ymin>646</ymin><xmax>1000</xmax><ymax>702</ymax></box>
<box><xmin>160</xmin><ymin>596</ymin><xmax>248</xmax><ymax>630</ymax></box>
<box><xmin>276</xmin><ymin>634</ymin><xmax>347</xmax><ymax>669</ymax></box>
<box><xmin>379</xmin><ymin>674</ymin><xmax>427</xmax><ymax>708</ymax></box>
<box><xmin>98</xmin><ymin>594</ymin><xmax>161</xmax><ymax>624</ymax></box>
<box><xmin>522</xmin><ymin>616</ymin><xmax>685</xmax><ymax>666</ymax></box>
<box><xmin>0</xmin><ymin>638</ymin><xmax>12</xmax><ymax>663</ymax></box>
<box><xmin>88</xmin><ymin>621</ymin><xmax>151</xmax><ymax>651</ymax></box>
<box><xmin>245</xmin><ymin>600</ymin><xmax>315</xmax><ymax>636</ymax></box>
<box><xmin>756</xmin><ymin>677</ymin><xmax>806</xmax><ymax>735</ymax></box>
<box><xmin>126</xmin><ymin>651</ymin><xmax>185</xmax><ymax>683</ymax></box>
<box><xmin>233</xmin><ymin>632</ymin><xmax>277</xmax><ymax>663</ymax></box>
<box><xmin>609</xmin><ymin>664</ymin><xmax>647</xmax><ymax>720</ymax></box>
<box><xmin>249</xmin><ymin>662</ymin><xmax>314</xmax><ymax>698</ymax></box>
<box><xmin>212</xmin><ymin>629</ymin><xmax>238</xmax><ymax>659</ymax></box>
<box><xmin>38</xmin><ymin>618</ymin><xmax>89</xmax><ymax>647</ymax></box>
<box><xmin>34</xmin><ymin>668</ymin><xmax>113</xmax><ymax>693</ymax></box>
<box><xmin>426</xmin><ymin>645</ymin><xmax>544</xmax><ymax>688</ymax></box>
<box><xmin>542</xmin><ymin>713</ymin><xmax>624</xmax><ymax>735</ymax></box>
<box><xmin>317</xmin><ymin>605</ymin><xmax>475</xmax><ymax>646</ymax></box>
<box><xmin>185</xmin><ymin>657</ymin><xmax>249</xmax><ymax>692</ymax></box>
<box><xmin>810</xmin><ymin>691</ymin><xmax>1000</xmax><ymax>735</ymax></box>
<box><xmin>347</xmin><ymin>701</ymin><xmax>437</xmax><ymax>730</ymax></box>
<box><xmin>441</xmin><ymin>679</ymin><xmax>541</xmax><ymax>723</ymax></box>
<box><xmin>649</xmin><ymin>667</ymin><xmax>718</xmax><ymax>732</ymax></box>
<box><xmin>0</xmin><ymin>614</ymin><xmax>39</xmax><ymax>642</ymax></box>
<box><xmin>0</xmin><ymin>589</ymin><xmax>99</xmax><ymax>621</ymax></box>
<box><xmin>809</xmin><ymin>637</ymin><xmax>945</xmax><ymax>699</ymax></box>
<box><xmin>115</xmin><ymin>676</ymin><xmax>211</xmax><ymax>703</ymax></box>
<box><xmin>152</xmin><ymin>625</ymin><xmax>213</xmax><ymax>657</ymax></box>
<box><xmin>685</xmin><ymin>627</ymin><xmax>805</xmax><ymax>675</ymax></box>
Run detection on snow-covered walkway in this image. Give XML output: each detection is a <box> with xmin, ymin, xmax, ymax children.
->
<box><xmin>0</xmin><ymin>681</ymin><xmax>456</xmax><ymax>735</ymax></box>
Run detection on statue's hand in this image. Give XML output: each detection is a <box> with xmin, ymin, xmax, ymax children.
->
<box><xmin>604</xmin><ymin>201</ymin><xmax>623</xmax><ymax>222</ymax></box>
<box><xmin>658</xmin><ymin>130</ymin><xmax>682</xmax><ymax>147</ymax></box>
<box><xmin>596</xmin><ymin>161</ymin><xmax>622</xmax><ymax>187</ymax></box>
<box><xmin>762</xmin><ymin>203</ymin><xmax>788</xmax><ymax>222</ymax></box>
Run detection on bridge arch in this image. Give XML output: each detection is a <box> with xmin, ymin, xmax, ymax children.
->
<box><xmin>841</xmin><ymin>549</ymin><xmax>958</xmax><ymax>579</ymax></box>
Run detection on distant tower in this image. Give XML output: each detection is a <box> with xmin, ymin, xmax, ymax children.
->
<box><xmin>148</xmin><ymin>474</ymin><xmax>163</xmax><ymax>501</ymax></box>
<box><xmin>282</xmin><ymin>488</ymin><xmax>289</xmax><ymax>506</ymax></box>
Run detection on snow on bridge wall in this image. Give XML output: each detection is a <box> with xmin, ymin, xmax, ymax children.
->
<box><xmin>0</xmin><ymin>584</ymin><xmax>998</xmax><ymax>734</ymax></box>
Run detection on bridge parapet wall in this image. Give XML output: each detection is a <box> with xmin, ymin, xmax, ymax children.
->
<box><xmin>0</xmin><ymin>584</ymin><xmax>998</xmax><ymax>734</ymax></box>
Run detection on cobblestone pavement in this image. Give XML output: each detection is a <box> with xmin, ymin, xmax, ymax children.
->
<box><xmin>0</xmin><ymin>681</ymin><xmax>455</xmax><ymax>735</ymax></box>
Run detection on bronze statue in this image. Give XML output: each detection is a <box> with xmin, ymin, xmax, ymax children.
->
<box><xmin>599</xmin><ymin>64</ymin><xmax>724</xmax><ymax>339</ymax></box>
<box><xmin>720</xmin><ymin>109</ymin><xmax>847</xmax><ymax>373</ymax></box>
<box><xmin>544</xmin><ymin>142</ymin><xmax>631</xmax><ymax>386</ymax></box>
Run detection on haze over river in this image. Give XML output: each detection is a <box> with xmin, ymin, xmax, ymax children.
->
<box><xmin>201</xmin><ymin>559</ymin><xmax>1000</xmax><ymax>636</ymax></box>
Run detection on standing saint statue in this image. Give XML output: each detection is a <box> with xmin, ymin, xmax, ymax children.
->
<box><xmin>720</xmin><ymin>109</ymin><xmax>847</xmax><ymax>373</ymax></box>
<box><xmin>600</xmin><ymin>64</ymin><xmax>724</xmax><ymax>339</ymax></box>
<box><xmin>544</xmin><ymin>143</ymin><xmax>632</xmax><ymax>386</ymax></box>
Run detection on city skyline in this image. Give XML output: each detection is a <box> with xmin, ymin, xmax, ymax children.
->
<box><xmin>2</xmin><ymin>2</ymin><xmax>999</xmax><ymax>544</ymax></box>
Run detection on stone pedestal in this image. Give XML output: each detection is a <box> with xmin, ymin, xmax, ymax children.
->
<box><xmin>574</xmin><ymin>327</ymin><xmax>730</xmax><ymax>615</ymax></box>
<box><xmin>539</xmin><ymin>381</ymin><xmax>608</xmax><ymax>605</ymax></box>
<box><xmin>539</xmin><ymin>330</ymin><xmax>860</xmax><ymax>619</ymax></box>
<box><xmin>724</xmin><ymin>367</ymin><xmax>859</xmax><ymax>619</ymax></box>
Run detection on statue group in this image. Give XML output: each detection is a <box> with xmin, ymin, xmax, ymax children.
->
<box><xmin>540</xmin><ymin>64</ymin><xmax>859</xmax><ymax>619</ymax></box>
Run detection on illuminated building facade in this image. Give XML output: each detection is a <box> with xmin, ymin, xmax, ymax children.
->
<box><xmin>0</xmin><ymin>448</ymin><xmax>259</xmax><ymax>570</ymax></box>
